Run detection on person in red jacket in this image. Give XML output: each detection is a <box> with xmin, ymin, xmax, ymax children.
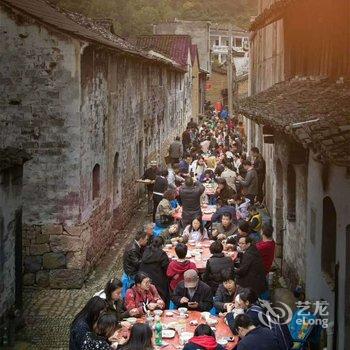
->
<box><xmin>256</xmin><ymin>224</ymin><xmax>276</xmax><ymax>275</ymax></box>
<box><xmin>183</xmin><ymin>324</ymin><xmax>225</xmax><ymax>350</ymax></box>
<box><xmin>124</xmin><ymin>272</ymin><xmax>165</xmax><ymax>316</ymax></box>
<box><xmin>166</xmin><ymin>243</ymin><xmax>197</xmax><ymax>291</ymax></box>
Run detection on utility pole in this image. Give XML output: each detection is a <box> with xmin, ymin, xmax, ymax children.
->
<box><xmin>227</xmin><ymin>24</ymin><xmax>234</xmax><ymax>117</ymax></box>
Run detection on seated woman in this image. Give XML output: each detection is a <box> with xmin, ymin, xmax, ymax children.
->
<box><xmin>199</xmin><ymin>169</ymin><xmax>215</xmax><ymax>183</ymax></box>
<box><xmin>139</xmin><ymin>237</ymin><xmax>170</xmax><ymax>305</ymax></box>
<box><xmin>183</xmin><ymin>324</ymin><xmax>225</xmax><ymax>350</ymax></box>
<box><xmin>155</xmin><ymin>189</ymin><xmax>178</xmax><ymax>228</ymax></box>
<box><xmin>203</xmin><ymin>241</ymin><xmax>234</xmax><ymax>294</ymax></box>
<box><xmin>69</xmin><ymin>296</ymin><xmax>108</xmax><ymax>350</ymax></box>
<box><xmin>214</xmin><ymin>270</ymin><xmax>242</xmax><ymax>314</ymax></box>
<box><xmin>125</xmin><ymin>272</ymin><xmax>165</xmax><ymax>316</ymax></box>
<box><xmin>81</xmin><ymin>311</ymin><xmax>120</xmax><ymax>350</ymax></box>
<box><xmin>94</xmin><ymin>277</ymin><xmax>131</xmax><ymax>319</ymax></box>
<box><xmin>118</xmin><ymin>323</ymin><xmax>153</xmax><ymax>350</ymax></box>
<box><xmin>225</xmin><ymin>288</ymin><xmax>265</xmax><ymax>332</ymax></box>
<box><xmin>182</xmin><ymin>217</ymin><xmax>209</xmax><ymax>242</ymax></box>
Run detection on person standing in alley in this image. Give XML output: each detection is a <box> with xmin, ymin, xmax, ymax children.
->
<box><xmin>152</xmin><ymin>169</ymin><xmax>168</xmax><ymax>222</ymax></box>
<box><xmin>251</xmin><ymin>147</ymin><xmax>266</xmax><ymax>204</ymax></box>
<box><xmin>168</xmin><ymin>136</ymin><xmax>183</xmax><ymax>165</ymax></box>
<box><xmin>237</xmin><ymin>160</ymin><xmax>258</xmax><ymax>204</ymax></box>
<box><xmin>179</xmin><ymin>177</ymin><xmax>205</xmax><ymax>227</ymax></box>
<box><xmin>141</xmin><ymin>160</ymin><xmax>158</xmax><ymax>215</ymax></box>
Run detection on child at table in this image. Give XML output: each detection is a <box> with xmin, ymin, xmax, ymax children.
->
<box><xmin>182</xmin><ymin>217</ymin><xmax>208</xmax><ymax>242</ymax></box>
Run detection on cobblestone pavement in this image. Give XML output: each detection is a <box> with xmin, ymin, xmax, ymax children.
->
<box><xmin>14</xmin><ymin>204</ymin><xmax>149</xmax><ymax>350</ymax></box>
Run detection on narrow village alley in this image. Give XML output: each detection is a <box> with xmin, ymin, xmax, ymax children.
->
<box><xmin>1</xmin><ymin>1</ymin><xmax>350</xmax><ymax>350</ymax></box>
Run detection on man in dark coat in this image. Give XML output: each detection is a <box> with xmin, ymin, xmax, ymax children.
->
<box><xmin>179</xmin><ymin>177</ymin><xmax>205</xmax><ymax>227</ymax></box>
<box><xmin>141</xmin><ymin>160</ymin><xmax>159</xmax><ymax>214</ymax></box>
<box><xmin>139</xmin><ymin>237</ymin><xmax>170</xmax><ymax>305</ymax></box>
<box><xmin>152</xmin><ymin>169</ymin><xmax>169</xmax><ymax>222</ymax></box>
<box><xmin>251</xmin><ymin>147</ymin><xmax>266</xmax><ymax>203</ymax></box>
<box><xmin>123</xmin><ymin>230</ymin><xmax>148</xmax><ymax>278</ymax></box>
<box><xmin>232</xmin><ymin>314</ymin><xmax>282</xmax><ymax>350</ymax></box>
<box><xmin>122</xmin><ymin>230</ymin><xmax>149</xmax><ymax>297</ymax></box>
<box><xmin>235</xmin><ymin>236</ymin><xmax>267</xmax><ymax>296</ymax></box>
<box><xmin>171</xmin><ymin>269</ymin><xmax>213</xmax><ymax>311</ymax></box>
<box><xmin>237</xmin><ymin>160</ymin><xmax>258</xmax><ymax>205</ymax></box>
<box><xmin>203</xmin><ymin>241</ymin><xmax>235</xmax><ymax>294</ymax></box>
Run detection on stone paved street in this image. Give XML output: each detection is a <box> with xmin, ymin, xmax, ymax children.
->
<box><xmin>14</xmin><ymin>204</ymin><xmax>149</xmax><ymax>350</ymax></box>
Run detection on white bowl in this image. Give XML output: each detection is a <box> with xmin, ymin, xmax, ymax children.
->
<box><xmin>178</xmin><ymin>307</ymin><xmax>188</xmax><ymax>314</ymax></box>
<box><xmin>154</xmin><ymin>309</ymin><xmax>163</xmax><ymax>316</ymax></box>
<box><xmin>218</xmin><ymin>339</ymin><xmax>228</xmax><ymax>346</ymax></box>
<box><xmin>201</xmin><ymin>311</ymin><xmax>211</xmax><ymax>320</ymax></box>
<box><xmin>126</xmin><ymin>317</ymin><xmax>137</xmax><ymax>325</ymax></box>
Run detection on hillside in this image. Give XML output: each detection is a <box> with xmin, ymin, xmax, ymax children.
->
<box><xmin>49</xmin><ymin>0</ymin><xmax>258</xmax><ymax>37</ymax></box>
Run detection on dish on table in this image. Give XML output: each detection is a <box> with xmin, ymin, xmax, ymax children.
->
<box><xmin>126</xmin><ymin>317</ymin><xmax>137</xmax><ymax>325</ymax></box>
<box><xmin>165</xmin><ymin>311</ymin><xmax>174</xmax><ymax>317</ymax></box>
<box><xmin>162</xmin><ymin>329</ymin><xmax>176</xmax><ymax>338</ymax></box>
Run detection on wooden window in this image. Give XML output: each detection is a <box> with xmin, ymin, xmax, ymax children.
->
<box><xmin>321</xmin><ymin>197</ymin><xmax>337</xmax><ymax>282</ymax></box>
<box><xmin>92</xmin><ymin>164</ymin><xmax>100</xmax><ymax>200</ymax></box>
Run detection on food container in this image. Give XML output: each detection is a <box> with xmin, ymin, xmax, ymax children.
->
<box><xmin>179</xmin><ymin>332</ymin><xmax>193</xmax><ymax>345</ymax></box>
<box><xmin>178</xmin><ymin>307</ymin><xmax>188</xmax><ymax>315</ymax></box>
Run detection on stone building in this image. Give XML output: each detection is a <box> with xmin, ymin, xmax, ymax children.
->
<box><xmin>0</xmin><ymin>149</ymin><xmax>30</xmax><ymax>343</ymax></box>
<box><xmin>210</xmin><ymin>23</ymin><xmax>249</xmax><ymax>64</ymax></box>
<box><xmin>153</xmin><ymin>19</ymin><xmax>211</xmax><ymax>73</ymax></box>
<box><xmin>239</xmin><ymin>0</ymin><xmax>350</xmax><ymax>348</ymax></box>
<box><xmin>0</xmin><ymin>0</ymin><xmax>192</xmax><ymax>289</ymax></box>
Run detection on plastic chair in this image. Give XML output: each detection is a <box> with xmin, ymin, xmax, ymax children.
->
<box><xmin>288</xmin><ymin>309</ymin><xmax>317</xmax><ymax>349</ymax></box>
<box><xmin>153</xmin><ymin>225</ymin><xmax>166</xmax><ymax>237</ymax></box>
<box><xmin>121</xmin><ymin>272</ymin><xmax>135</xmax><ymax>299</ymax></box>
<box><xmin>168</xmin><ymin>300</ymin><xmax>176</xmax><ymax>310</ymax></box>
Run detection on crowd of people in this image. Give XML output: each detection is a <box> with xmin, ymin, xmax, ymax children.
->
<box><xmin>69</xmin><ymin>106</ymin><xmax>294</xmax><ymax>350</ymax></box>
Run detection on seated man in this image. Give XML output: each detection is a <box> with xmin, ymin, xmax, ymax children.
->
<box><xmin>210</xmin><ymin>200</ymin><xmax>236</xmax><ymax>223</ymax></box>
<box><xmin>166</xmin><ymin>243</ymin><xmax>197</xmax><ymax>291</ymax></box>
<box><xmin>171</xmin><ymin>269</ymin><xmax>213</xmax><ymax>311</ymax></box>
<box><xmin>203</xmin><ymin>241</ymin><xmax>235</xmax><ymax>294</ymax></box>
<box><xmin>232</xmin><ymin>314</ymin><xmax>281</xmax><ymax>350</ymax></box>
<box><xmin>211</xmin><ymin>213</ymin><xmax>238</xmax><ymax>241</ymax></box>
<box><xmin>214</xmin><ymin>270</ymin><xmax>242</xmax><ymax>314</ymax></box>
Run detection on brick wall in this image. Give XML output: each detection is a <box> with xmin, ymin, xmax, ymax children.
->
<box><xmin>206</xmin><ymin>71</ymin><xmax>227</xmax><ymax>105</ymax></box>
<box><xmin>1</xmin><ymin>5</ymin><xmax>191</xmax><ymax>288</ymax></box>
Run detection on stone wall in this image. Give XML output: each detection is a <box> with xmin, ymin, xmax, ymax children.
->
<box><xmin>1</xmin><ymin>5</ymin><xmax>191</xmax><ymax>288</ymax></box>
<box><xmin>0</xmin><ymin>166</ymin><xmax>23</xmax><ymax>319</ymax></box>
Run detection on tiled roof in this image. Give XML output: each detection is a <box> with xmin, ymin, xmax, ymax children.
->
<box><xmin>0</xmin><ymin>148</ymin><xmax>31</xmax><ymax>171</ymax></box>
<box><xmin>0</xmin><ymin>0</ymin><xmax>185</xmax><ymax>71</ymax></box>
<box><xmin>136</xmin><ymin>35</ymin><xmax>192</xmax><ymax>67</ymax></box>
<box><xmin>237</xmin><ymin>78</ymin><xmax>350</xmax><ymax>166</ymax></box>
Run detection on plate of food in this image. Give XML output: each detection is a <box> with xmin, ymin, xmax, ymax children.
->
<box><xmin>162</xmin><ymin>329</ymin><xmax>176</xmax><ymax>338</ymax></box>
